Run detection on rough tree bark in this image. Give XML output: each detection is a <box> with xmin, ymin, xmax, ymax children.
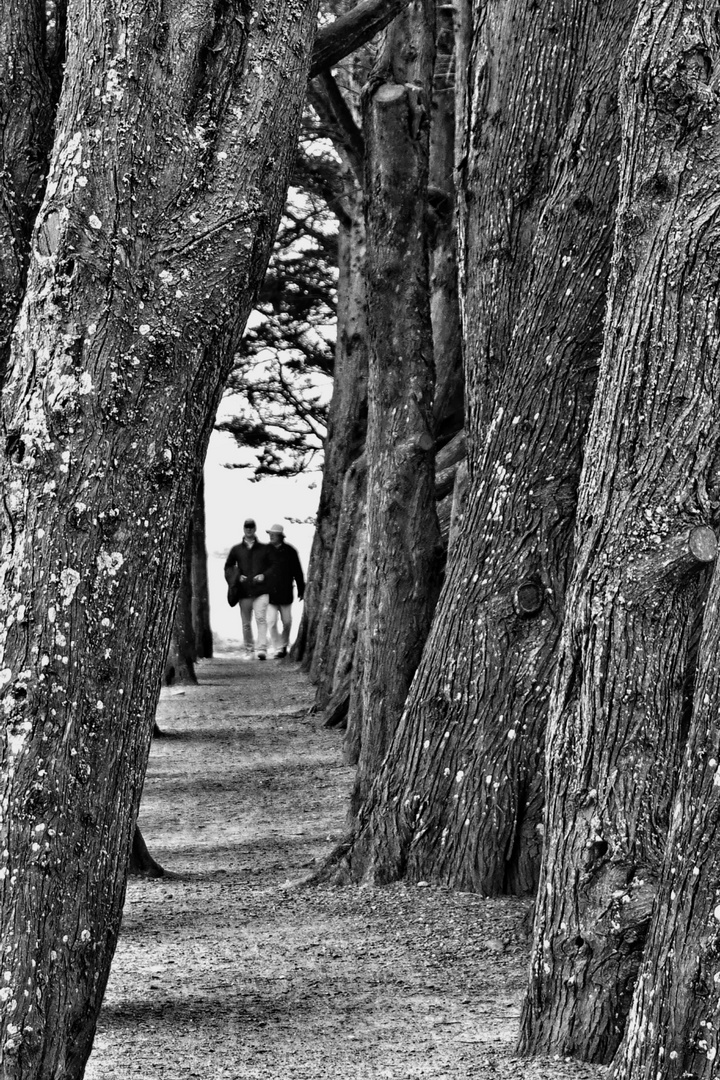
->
<box><xmin>343</xmin><ymin>0</ymin><xmax>633</xmax><ymax>892</ymax></box>
<box><xmin>519</xmin><ymin>1</ymin><xmax>720</xmax><ymax>1063</ymax></box>
<box><xmin>0</xmin><ymin>2</ymin><xmax>318</xmax><ymax>1077</ymax></box>
<box><xmin>301</xmin><ymin>10</ymin><xmax>460</xmax><ymax>708</ymax></box>
<box><xmin>348</xmin><ymin>0</ymin><xmax>443</xmax><ymax>808</ymax></box>
<box><xmin>309</xmin><ymin>452</ymin><xmax>368</xmax><ymax>707</ymax></box>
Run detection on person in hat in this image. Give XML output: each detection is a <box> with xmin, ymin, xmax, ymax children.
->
<box><xmin>265</xmin><ymin>523</ymin><xmax>305</xmax><ymax>659</ymax></box>
<box><xmin>224</xmin><ymin>519</ymin><xmax>273</xmax><ymax>660</ymax></box>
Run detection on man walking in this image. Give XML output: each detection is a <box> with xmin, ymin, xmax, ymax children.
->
<box><xmin>266</xmin><ymin>524</ymin><xmax>305</xmax><ymax>659</ymax></box>
<box><xmin>224</xmin><ymin>519</ymin><xmax>272</xmax><ymax>659</ymax></box>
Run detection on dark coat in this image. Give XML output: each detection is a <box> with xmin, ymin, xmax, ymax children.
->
<box><xmin>224</xmin><ymin>540</ymin><xmax>273</xmax><ymax>602</ymax></box>
<box><xmin>266</xmin><ymin>541</ymin><xmax>305</xmax><ymax>606</ymax></box>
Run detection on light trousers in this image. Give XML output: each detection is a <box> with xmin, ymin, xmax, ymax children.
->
<box><xmin>239</xmin><ymin>594</ymin><xmax>269</xmax><ymax>651</ymax></box>
<box><xmin>268</xmin><ymin>602</ymin><xmax>292</xmax><ymax>650</ymax></box>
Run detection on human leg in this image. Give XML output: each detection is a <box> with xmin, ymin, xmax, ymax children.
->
<box><xmin>239</xmin><ymin>598</ymin><xmax>254</xmax><ymax>654</ymax></box>
<box><xmin>278</xmin><ymin>603</ymin><xmax>292</xmax><ymax>648</ymax></box>
<box><xmin>253</xmin><ymin>593</ymin><xmax>269</xmax><ymax>656</ymax></box>
<box><xmin>267</xmin><ymin>603</ymin><xmax>281</xmax><ymax>651</ymax></box>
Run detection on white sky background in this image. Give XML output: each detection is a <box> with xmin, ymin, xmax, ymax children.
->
<box><xmin>204</xmin><ymin>176</ymin><xmax>336</xmax><ymax>652</ymax></box>
<box><xmin>203</xmin><ymin>427</ymin><xmax>321</xmax><ymax>652</ymax></box>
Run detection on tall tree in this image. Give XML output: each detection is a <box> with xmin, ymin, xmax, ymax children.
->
<box><xmin>519</xmin><ymin>0</ymin><xmax>720</xmax><ymax>1063</ymax></box>
<box><xmin>295</xmin><ymin>184</ymin><xmax>369</xmax><ymax>673</ymax></box>
<box><xmin>300</xmin><ymin>14</ymin><xmax>462</xmax><ymax>712</ymax></box>
<box><xmin>349</xmin><ymin>0</ymin><xmax>442</xmax><ymax>807</ymax></box>
<box><xmin>342</xmin><ymin>0</ymin><xmax>634</xmax><ymax>891</ymax></box>
<box><xmin>0</xmin><ymin>3</ymin><xmax>318</xmax><ymax>1077</ymax></box>
<box><xmin>298</xmin><ymin>54</ymin><xmax>372</xmax><ymax>690</ymax></box>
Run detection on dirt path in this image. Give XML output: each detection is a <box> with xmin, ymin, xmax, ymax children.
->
<box><xmin>85</xmin><ymin>655</ymin><xmax>607</xmax><ymax>1080</ymax></box>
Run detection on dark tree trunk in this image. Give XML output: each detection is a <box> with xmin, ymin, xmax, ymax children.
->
<box><xmin>0</xmin><ymin>1</ymin><xmax>56</xmax><ymax>377</ymax></box>
<box><xmin>0</xmin><ymin>1</ymin><xmax>318</xmax><ymax>1075</ymax></box>
<box><xmin>434</xmin><ymin>430</ymin><xmax>466</xmax><ymax>548</ymax></box>
<box><xmin>349</xmin><ymin>0</ymin><xmax>442</xmax><ymax>809</ymax></box>
<box><xmin>344</xmin><ymin>0</ymin><xmax>633</xmax><ymax>893</ymax></box>
<box><xmin>429</xmin><ymin>1</ymin><xmax>463</xmax><ymax>445</ymax></box>
<box><xmin>191</xmin><ymin>475</ymin><xmax>213</xmax><ymax>660</ymax></box>
<box><xmin>519</xmin><ymin>3</ymin><xmax>720</xmax><ymax>1063</ymax></box>
<box><xmin>309</xmin><ymin>454</ymin><xmax>368</xmax><ymax>705</ymax></box>
<box><xmin>166</xmin><ymin>523</ymin><xmax>198</xmax><ymax>687</ymax></box>
<box><xmin>128</xmin><ymin>826</ymin><xmax>165</xmax><ymax>879</ymax></box>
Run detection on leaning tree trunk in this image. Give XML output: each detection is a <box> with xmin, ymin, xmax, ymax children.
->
<box><xmin>349</xmin><ymin>0</ymin><xmax>442</xmax><ymax>808</ymax></box>
<box><xmin>344</xmin><ymin>0</ymin><xmax>633</xmax><ymax>892</ymax></box>
<box><xmin>519</xmin><ymin>3</ymin><xmax>720</xmax><ymax>1064</ymax></box>
<box><xmin>191</xmin><ymin>475</ymin><xmax>213</xmax><ymax>660</ymax></box>
<box><xmin>0</xmin><ymin>1</ymin><xmax>318</xmax><ymax>1076</ymax></box>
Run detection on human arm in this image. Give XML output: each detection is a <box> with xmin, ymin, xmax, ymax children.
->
<box><xmin>293</xmin><ymin>548</ymin><xmax>305</xmax><ymax>600</ymax></box>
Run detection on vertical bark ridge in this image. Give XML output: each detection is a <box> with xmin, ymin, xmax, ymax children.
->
<box><xmin>350</xmin><ymin>0</ymin><xmax>442</xmax><ymax>805</ymax></box>
<box><xmin>346</xmin><ymin>0</ymin><xmax>633</xmax><ymax>894</ymax></box>
<box><xmin>520</xmin><ymin>1</ymin><xmax>720</xmax><ymax>1062</ymax></box>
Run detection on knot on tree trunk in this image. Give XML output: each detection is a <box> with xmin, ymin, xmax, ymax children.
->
<box><xmin>626</xmin><ymin>524</ymin><xmax>717</xmax><ymax>600</ymax></box>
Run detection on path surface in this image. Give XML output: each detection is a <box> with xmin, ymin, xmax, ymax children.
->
<box><xmin>85</xmin><ymin>655</ymin><xmax>607</xmax><ymax>1080</ymax></box>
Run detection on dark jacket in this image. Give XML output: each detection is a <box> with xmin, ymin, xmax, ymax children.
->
<box><xmin>266</xmin><ymin>541</ymin><xmax>305</xmax><ymax>606</ymax></box>
<box><xmin>224</xmin><ymin>540</ymin><xmax>273</xmax><ymax>601</ymax></box>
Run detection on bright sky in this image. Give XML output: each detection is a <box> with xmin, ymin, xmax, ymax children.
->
<box><xmin>203</xmin><ymin>428</ymin><xmax>320</xmax><ymax>651</ymax></box>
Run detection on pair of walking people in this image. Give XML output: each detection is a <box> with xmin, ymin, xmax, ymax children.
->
<box><xmin>224</xmin><ymin>519</ymin><xmax>305</xmax><ymax>660</ymax></box>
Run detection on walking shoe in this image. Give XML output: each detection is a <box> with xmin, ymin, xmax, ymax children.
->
<box><xmin>274</xmin><ymin>647</ymin><xmax>287</xmax><ymax>659</ymax></box>
<box><xmin>257</xmin><ymin>651</ymin><xmax>266</xmax><ymax>661</ymax></box>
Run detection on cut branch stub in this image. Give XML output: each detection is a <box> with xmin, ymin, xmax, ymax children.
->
<box><xmin>513</xmin><ymin>579</ymin><xmax>544</xmax><ymax>618</ymax></box>
<box><xmin>628</xmin><ymin>524</ymin><xmax>718</xmax><ymax>600</ymax></box>
<box><xmin>688</xmin><ymin>524</ymin><xmax>717</xmax><ymax>563</ymax></box>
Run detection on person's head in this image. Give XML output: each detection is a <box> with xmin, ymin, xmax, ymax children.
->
<box><xmin>268</xmin><ymin>523</ymin><xmax>284</xmax><ymax>547</ymax></box>
<box><xmin>243</xmin><ymin>519</ymin><xmax>257</xmax><ymax>540</ymax></box>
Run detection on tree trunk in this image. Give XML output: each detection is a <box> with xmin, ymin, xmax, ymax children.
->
<box><xmin>349</xmin><ymin>0</ymin><xmax>442</xmax><ymax>808</ymax></box>
<box><xmin>0</xmin><ymin>1</ymin><xmax>57</xmax><ymax>376</ymax></box>
<box><xmin>344</xmin><ymin>0</ymin><xmax>632</xmax><ymax>892</ymax></box>
<box><xmin>435</xmin><ymin>429</ymin><xmax>466</xmax><ymax>547</ymax></box>
<box><xmin>296</xmin><ymin>194</ymin><xmax>369</xmax><ymax>672</ymax></box>
<box><xmin>191</xmin><ymin>476</ymin><xmax>213</xmax><ymax>660</ymax></box>
<box><xmin>429</xmin><ymin>1</ymin><xmax>463</xmax><ymax>445</ymax></box>
<box><xmin>309</xmin><ymin>453</ymin><xmax>368</xmax><ymax>704</ymax></box>
<box><xmin>166</xmin><ymin>522</ymin><xmax>198</xmax><ymax>687</ymax></box>
<box><xmin>0</xmin><ymin>1</ymin><xmax>318</xmax><ymax>1075</ymax></box>
<box><xmin>128</xmin><ymin>826</ymin><xmax>164</xmax><ymax>879</ymax></box>
<box><xmin>519</xmin><ymin>3</ymin><xmax>720</xmax><ymax>1063</ymax></box>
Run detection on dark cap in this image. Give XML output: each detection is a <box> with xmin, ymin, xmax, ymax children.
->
<box><xmin>244</xmin><ymin>519</ymin><xmax>256</xmax><ymax>529</ymax></box>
